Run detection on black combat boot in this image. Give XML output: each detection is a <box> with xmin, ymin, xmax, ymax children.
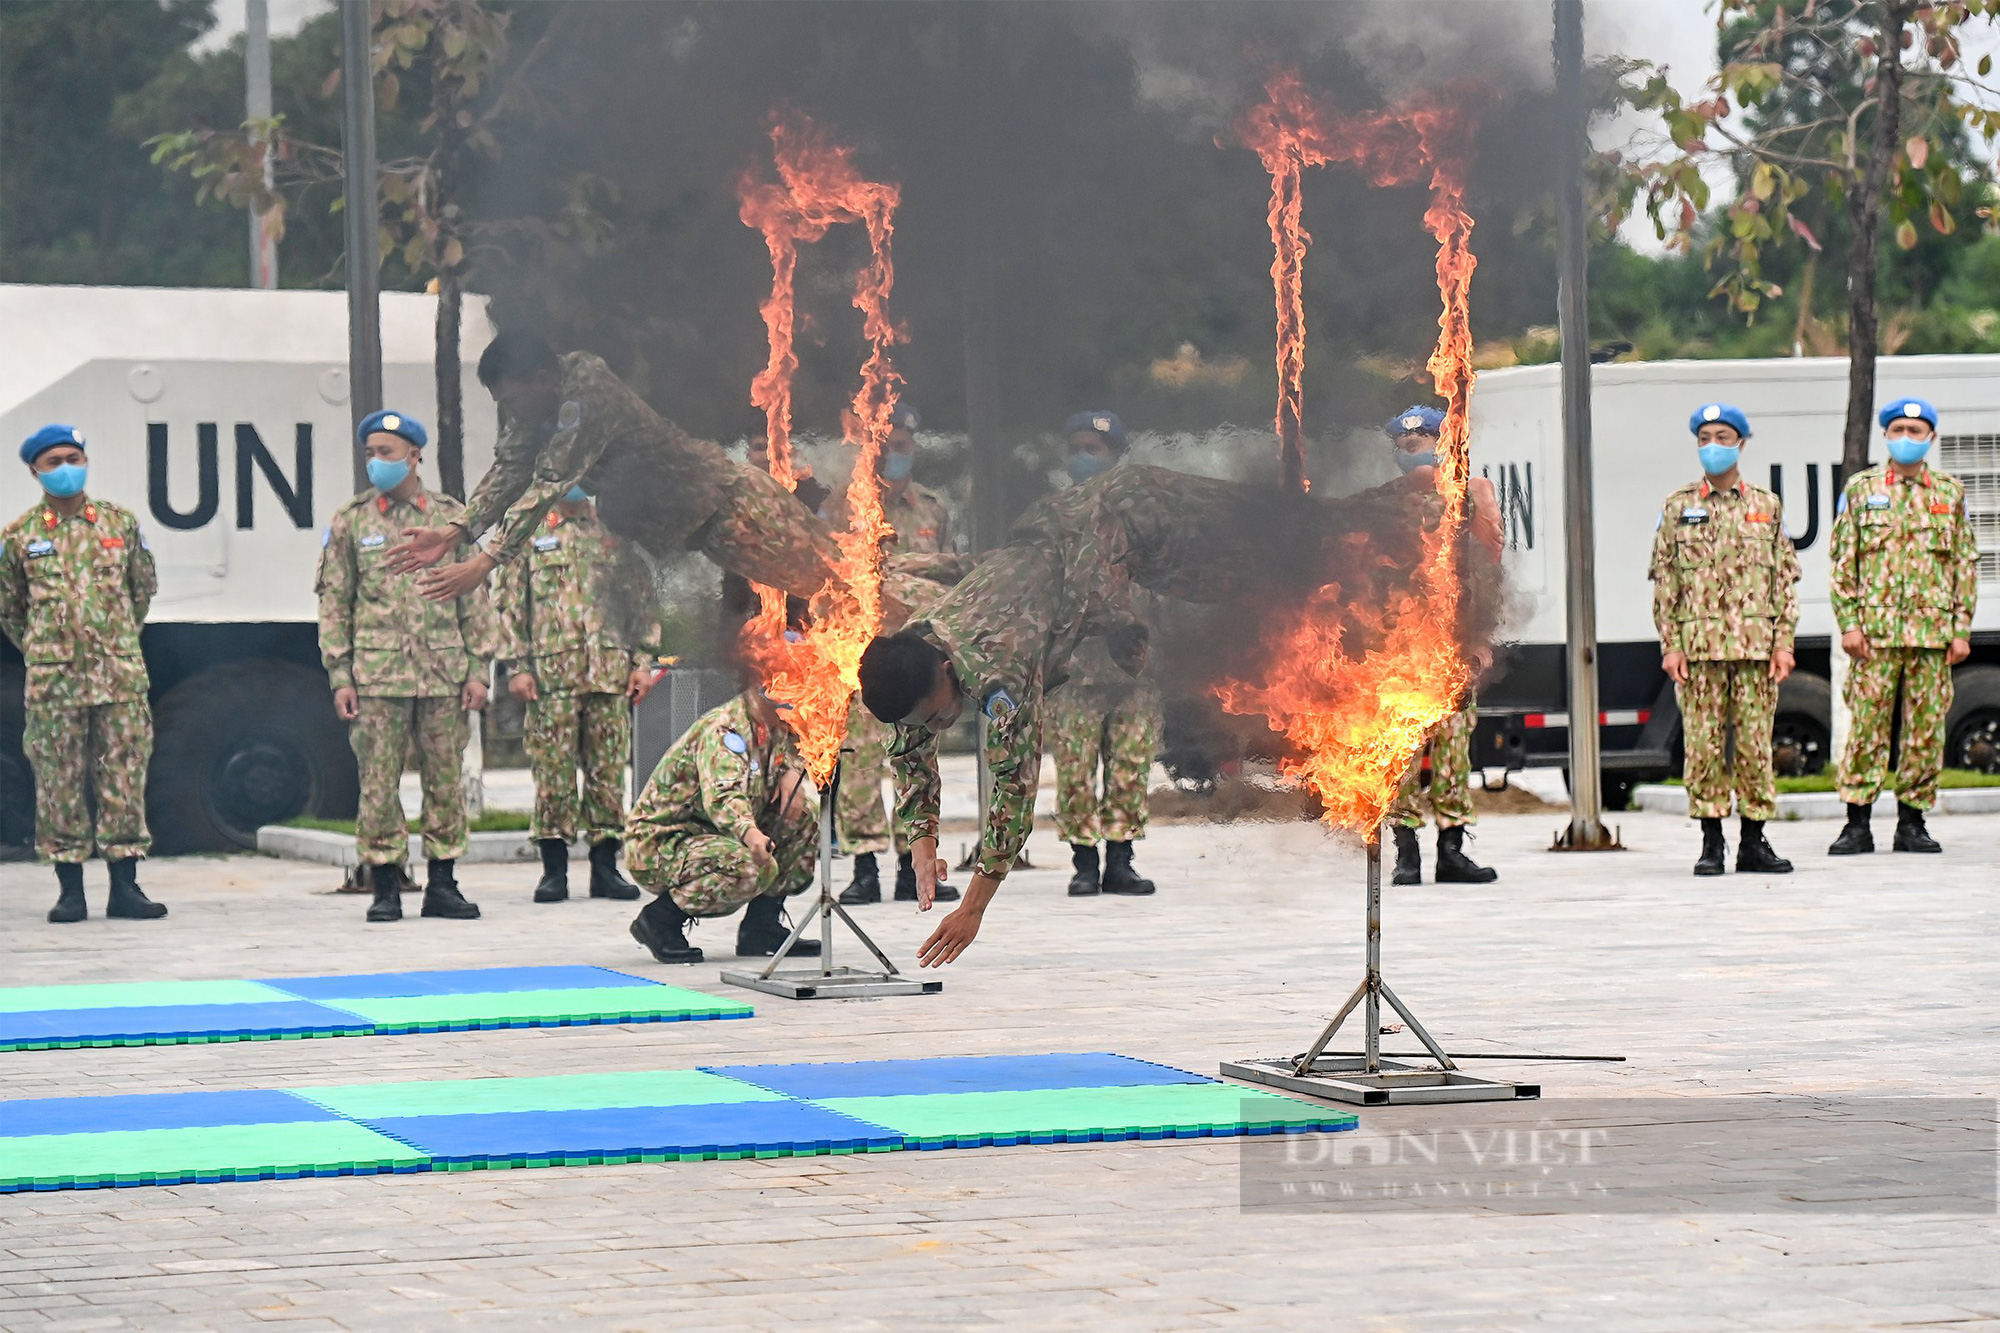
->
<box><xmin>735</xmin><ymin>893</ymin><xmax>823</xmax><ymax>957</ymax></box>
<box><xmin>105</xmin><ymin>857</ymin><xmax>167</xmax><ymax>919</ymax></box>
<box><xmin>420</xmin><ymin>858</ymin><xmax>481</xmax><ymax>919</ymax></box>
<box><xmin>532</xmin><ymin>838</ymin><xmax>569</xmax><ymax>903</ymax></box>
<box><xmin>896</xmin><ymin>849</ymin><xmax>958</xmax><ymax>901</ymax></box>
<box><xmin>839</xmin><ymin>852</ymin><xmax>882</xmax><ymax>905</ymax></box>
<box><xmin>1067</xmin><ymin>843</ymin><xmax>1101</xmax><ymax>897</ymax></box>
<box><xmin>47</xmin><ymin>862</ymin><xmax>86</xmax><ymax>924</ymax></box>
<box><xmin>630</xmin><ymin>894</ymin><xmax>703</xmax><ymax>964</ymax></box>
<box><xmin>365</xmin><ymin>862</ymin><xmax>404</xmax><ymax>922</ymax></box>
<box><xmin>588</xmin><ymin>838</ymin><xmax>641</xmax><ymax>899</ymax></box>
<box><xmin>1827</xmin><ymin>803</ymin><xmax>1875</xmax><ymax>856</ymax></box>
<box><xmin>379</xmin><ymin>861</ymin><xmax>419</xmax><ymax>894</ymax></box>
<box><xmin>1390</xmin><ymin>825</ymin><xmax>1422</xmax><ymax>886</ymax></box>
<box><xmin>1693</xmin><ymin>817</ymin><xmax>1727</xmax><ymax>877</ymax></box>
<box><xmin>1735</xmin><ymin>818</ymin><xmax>1793</xmax><ymax>873</ymax></box>
<box><xmin>1434</xmin><ymin>826</ymin><xmax>1498</xmax><ymax>884</ymax></box>
<box><xmin>1892</xmin><ymin>802</ymin><xmax>1942</xmax><ymax>853</ymax></box>
<box><xmin>1101</xmin><ymin>840</ymin><xmax>1156</xmax><ymax>895</ymax></box>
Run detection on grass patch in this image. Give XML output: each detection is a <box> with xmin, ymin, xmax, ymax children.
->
<box><xmin>1662</xmin><ymin>768</ymin><xmax>2000</xmax><ymax>794</ymax></box>
<box><xmin>281</xmin><ymin>811</ymin><xmax>533</xmax><ymax>835</ymax></box>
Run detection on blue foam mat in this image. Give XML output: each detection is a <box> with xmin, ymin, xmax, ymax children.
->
<box><xmin>362</xmin><ymin>1102</ymin><xmax>902</xmax><ymax>1160</ymax></box>
<box><xmin>0</xmin><ymin>1089</ymin><xmax>334</xmax><ymax>1137</ymax></box>
<box><xmin>0</xmin><ymin>1001</ymin><xmax>370</xmax><ymax>1047</ymax></box>
<box><xmin>264</xmin><ymin>967</ymin><xmax>653</xmax><ymax>1001</ymax></box>
<box><xmin>704</xmin><ymin>1052</ymin><xmax>1209</xmax><ymax>1100</ymax></box>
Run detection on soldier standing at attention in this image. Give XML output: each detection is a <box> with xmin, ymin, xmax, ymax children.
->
<box><xmin>317</xmin><ymin>410</ymin><xmax>494</xmax><ymax>923</ymax></box>
<box><xmin>494</xmin><ymin>485</ymin><xmax>654</xmax><ymax>904</ymax></box>
<box><xmin>1826</xmin><ymin>396</ymin><xmax>1977</xmax><ymax>856</ymax></box>
<box><xmin>1383</xmin><ymin>407</ymin><xmax>1501</xmax><ymax>887</ymax></box>
<box><xmin>1049</xmin><ymin>412</ymin><xmax>1158</xmax><ymax>899</ymax></box>
<box><xmin>0</xmin><ymin>425</ymin><xmax>167</xmax><ymax>922</ymax></box>
<box><xmin>624</xmin><ymin>689</ymin><xmax>824</xmax><ymax>965</ymax></box>
<box><xmin>1648</xmin><ymin>403</ymin><xmax>1801</xmax><ymax>877</ymax></box>
<box><xmin>833</xmin><ymin>402</ymin><xmax>965</xmax><ymax>906</ymax></box>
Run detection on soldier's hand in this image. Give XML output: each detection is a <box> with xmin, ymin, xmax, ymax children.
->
<box><xmin>1949</xmin><ymin>637</ymin><xmax>1972</xmax><ymax>666</ymax></box>
<box><xmin>911</xmin><ymin>835</ymin><xmax>949</xmax><ymax>911</ymax></box>
<box><xmin>509</xmin><ymin>672</ymin><xmax>538</xmax><ymax>703</ymax></box>
<box><xmin>744</xmin><ymin>827</ymin><xmax>776</xmax><ymax>869</ymax></box>
<box><xmin>1841</xmin><ymin>629</ymin><xmax>1871</xmax><ymax>662</ymax></box>
<box><xmin>385</xmin><ymin>524</ymin><xmax>461</xmax><ymax>573</ymax></box>
<box><xmin>1770</xmin><ymin>649</ymin><xmax>1796</xmax><ymax>683</ymax></box>
<box><xmin>462</xmin><ymin>679</ymin><xmax>489</xmax><ymax>712</ymax></box>
<box><xmin>1661</xmin><ymin>650</ymin><xmax>1689</xmax><ymax>684</ymax></box>
<box><xmin>627</xmin><ymin>668</ymin><xmax>656</xmax><ymax>705</ymax></box>
<box><xmin>418</xmin><ymin>551</ymin><xmax>497</xmax><ymax>602</ymax></box>
<box><xmin>916</xmin><ymin>903</ymin><xmax>984</xmax><ymax>968</ymax></box>
<box><xmin>333</xmin><ymin>686</ymin><xmax>360</xmax><ymax>722</ymax></box>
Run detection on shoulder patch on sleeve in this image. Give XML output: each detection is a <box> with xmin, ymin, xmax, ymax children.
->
<box><xmin>982</xmin><ymin>686</ymin><xmax>1017</xmax><ymax>722</ymax></box>
<box><xmin>722</xmin><ymin>731</ymin><xmax>749</xmax><ymax>755</ymax></box>
<box><xmin>322</xmin><ymin>527</ymin><xmax>332</xmax><ymax>548</ymax></box>
<box><xmin>557</xmin><ymin>400</ymin><xmax>582</xmax><ymax>431</ymax></box>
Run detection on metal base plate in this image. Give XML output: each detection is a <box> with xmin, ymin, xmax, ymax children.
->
<box><xmin>1221</xmin><ymin>1057</ymin><xmax>1539</xmax><ymax>1106</ymax></box>
<box><xmin>720</xmin><ymin>966</ymin><xmax>942</xmax><ymax>1001</ymax></box>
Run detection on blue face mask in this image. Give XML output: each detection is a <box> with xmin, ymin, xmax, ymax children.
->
<box><xmin>366</xmin><ymin>457</ymin><xmax>411</xmax><ymax>492</ymax></box>
<box><xmin>1697</xmin><ymin>443</ymin><xmax>1741</xmax><ymax>476</ymax></box>
<box><xmin>563</xmin><ymin>484</ymin><xmax>589</xmax><ymax>502</ymax></box>
<box><xmin>1395</xmin><ymin>450</ymin><xmax>1438</xmax><ymax>474</ymax></box>
<box><xmin>880</xmin><ymin>452</ymin><xmax>915</xmax><ymax>482</ymax></box>
<box><xmin>1067</xmin><ymin>453</ymin><xmax>1112</xmax><ymax>484</ymax></box>
<box><xmin>37</xmin><ymin>462</ymin><xmax>87</xmax><ymax>498</ymax></box>
<box><xmin>1886</xmin><ymin>434</ymin><xmax>1932</xmax><ymax>466</ymax></box>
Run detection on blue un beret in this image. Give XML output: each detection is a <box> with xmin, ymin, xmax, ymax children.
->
<box><xmin>1689</xmin><ymin>402</ymin><xmax>1752</xmax><ymax>438</ymax></box>
<box><xmin>357</xmin><ymin>409</ymin><xmax>428</xmax><ymax>449</ymax></box>
<box><xmin>1384</xmin><ymin>406</ymin><xmax>1444</xmax><ymax>439</ymax></box>
<box><xmin>1878</xmin><ymin>396</ymin><xmax>1938</xmax><ymax>430</ymax></box>
<box><xmin>888</xmin><ymin>402</ymin><xmax>920</xmax><ymax>432</ymax></box>
<box><xmin>20</xmin><ymin>424</ymin><xmax>85</xmax><ymax>466</ymax></box>
<box><xmin>1063</xmin><ymin>410</ymin><xmax>1128</xmax><ymax>452</ymax></box>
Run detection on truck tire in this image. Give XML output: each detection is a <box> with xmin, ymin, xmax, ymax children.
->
<box><xmin>1772</xmin><ymin>671</ymin><xmax>1833</xmax><ymax>777</ymax></box>
<box><xmin>147</xmin><ymin>660</ymin><xmax>358</xmax><ymax>854</ymax></box>
<box><xmin>0</xmin><ymin>660</ymin><xmax>31</xmax><ymax>852</ymax></box>
<box><xmin>1560</xmin><ymin>768</ymin><xmax>1636</xmax><ymax>813</ymax></box>
<box><xmin>1945</xmin><ymin>664</ymin><xmax>2000</xmax><ymax>773</ymax></box>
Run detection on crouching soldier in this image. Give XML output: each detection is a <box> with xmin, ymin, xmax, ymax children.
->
<box><xmin>624</xmin><ymin>689</ymin><xmax>824</xmax><ymax>964</ymax></box>
<box><xmin>0</xmin><ymin>425</ymin><xmax>167</xmax><ymax>921</ymax></box>
<box><xmin>317</xmin><ymin>410</ymin><xmax>494</xmax><ymax>922</ymax></box>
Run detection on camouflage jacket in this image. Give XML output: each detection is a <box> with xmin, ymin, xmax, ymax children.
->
<box><xmin>462</xmin><ymin>351</ymin><xmax>730</xmax><ymax>566</ymax></box>
<box><xmin>1648</xmin><ymin>478</ymin><xmax>1802</xmax><ymax>660</ymax></box>
<box><xmin>828</xmin><ymin>478</ymin><xmax>956</xmax><ymax>556</ymax></box>
<box><xmin>1828</xmin><ymin>463</ymin><xmax>1979</xmax><ymax>647</ymax></box>
<box><xmin>0</xmin><ymin>496</ymin><xmax>155</xmax><ymax>707</ymax></box>
<box><xmin>628</xmin><ymin>693</ymin><xmax>797</xmax><ymax>847</ymax></box>
<box><xmin>493</xmin><ymin>505</ymin><xmax>648</xmax><ymax>695</ymax></box>
<box><xmin>317</xmin><ymin>487</ymin><xmax>499</xmax><ymax>697</ymax></box>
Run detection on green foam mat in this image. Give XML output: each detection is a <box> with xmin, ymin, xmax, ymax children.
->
<box><xmin>0</xmin><ymin>981</ymin><xmax>291</xmax><ymax>1013</ymax></box>
<box><xmin>0</xmin><ymin>1121</ymin><xmax>428</xmax><ymax>1191</ymax></box>
<box><xmin>816</xmin><ymin>1082</ymin><xmax>1353</xmax><ymax>1147</ymax></box>
<box><xmin>331</xmin><ymin>986</ymin><xmax>750</xmax><ymax>1030</ymax></box>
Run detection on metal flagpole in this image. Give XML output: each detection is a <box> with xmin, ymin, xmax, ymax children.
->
<box><xmin>339</xmin><ymin>0</ymin><xmax>381</xmax><ymax>489</ymax></box>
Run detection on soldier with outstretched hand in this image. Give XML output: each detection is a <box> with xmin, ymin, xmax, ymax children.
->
<box><xmin>0</xmin><ymin>425</ymin><xmax>167</xmax><ymax>923</ymax></box>
<box><xmin>1826</xmin><ymin>397</ymin><xmax>1977</xmax><ymax>856</ymax></box>
<box><xmin>1648</xmin><ymin>403</ymin><xmax>1801</xmax><ymax>877</ymax></box>
<box><xmin>385</xmin><ymin>330</ymin><xmax>842</xmax><ymax>605</ymax></box>
<box><xmin>317</xmin><ymin>410</ymin><xmax>495</xmax><ymax>923</ymax></box>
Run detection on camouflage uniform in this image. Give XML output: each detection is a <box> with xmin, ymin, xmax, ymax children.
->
<box><xmin>1048</xmin><ymin>649</ymin><xmax>1161</xmax><ymax>845</ymax></box>
<box><xmin>493</xmin><ymin>505</ymin><xmax>649</xmax><ymax>845</ymax></box>
<box><xmin>1647</xmin><ymin>478</ymin><xmax>1802</xmax><ymax>820</ymax></box>
<box><xmin>1829</xmin><ymin>464</ymin><xmax>1978</xmax><ymax>810</ymax></box>
<box><xmin>317</xmin><ymin>487</ymin><xmax>498</xmax><ymax>865</ymax></box>
<box><xmin>461</xmin><ymin>352</ymin><xmax>841</xmax><ymax>598</ymax></box>
<box><xmin>1389</xmin><ymin>704</ymin><xmax>1478</xmax><ymax>829</ymax></box>
<box><xmin>0</xmin><ymin>497</ymin><xmax>156</xmax><ymax>862</ymax></box>
<box><xmin>829</xmin><ymin>479</ymin><xmax>960</xmax><ymax>856</ymax></box>
<box><xmin>626</xmin><ymin>693</ymin><xmax>818</xmax><ymax>917</ymax></box>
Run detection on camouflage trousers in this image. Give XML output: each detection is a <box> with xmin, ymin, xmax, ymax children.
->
<box><xmin>1050</xmin><ymin>687</ymin><xmax>1160</xmax><ymax>845</ymax></box>
<box><xmin>633</xmin><ymin>791</ymin><xmax>819</xmax><ymax>919</ymax></box>
<box><xmin>525</xmin><ymin>690</ymin><xmax>629</xmax><ymax>845</ymax></box>
<box><xmin>350</xmin><ymin>695</ymin><xmax>468</xmax><ymax>866</ymax></box>
<box><xmin>1838</xmin><ymin>646</ymin><xmax>1952</xmax><ymax>810</ymax></box>
<box><xmin>690</xmin><ymin>468</ymin><xmax>843</xmax><ymax>601</ymax></box>
<box><xmin>1390</xmin><ymin>704</ymin><xmax>1477</xmax><ymax>830</ymax></box>
<box><xmin>836</xmin><ymin>696</ymin><xmax>898</xmax><ymax>856</ymax></box>
<box><xmin>23</xmin><ymin>700</ymin><xmax>152</xmax><ymax>862</ymax></box>
<box><xmin>1678</xmin><ymin>660</ymin><xmax>1778</xmax><ymax>821</ymax></box>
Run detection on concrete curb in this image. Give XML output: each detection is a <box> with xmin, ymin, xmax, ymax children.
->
<box><xmin>1631</xmin><ymin>784</ymin><xmax>2000</xmax><ymax>820</ymax></box>
<box><xmin>256</xmin><ymin>826</ymin><xmax>584</xmax><ymax>868</ymax></box>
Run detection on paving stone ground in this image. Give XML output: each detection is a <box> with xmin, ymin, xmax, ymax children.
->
<box><xmin>1</xmin><ymin>808</ymin><xmax>1995</xmax><ymax>1332</ymax></box>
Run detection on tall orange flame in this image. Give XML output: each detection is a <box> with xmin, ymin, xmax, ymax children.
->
<box><xmin>1221</xmin><ymin>73</ymin><xmax>1485</xmax><ymax>834</ymax></box>
<box><xmin>736</xmin><ymin>112</ymin><xmax>902</xmax><ymax>784</ymax></box>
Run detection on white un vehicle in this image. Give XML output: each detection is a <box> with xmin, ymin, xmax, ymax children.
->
<box><xmin>0</xmin><ymin>284</ymin><xmax>495</xmax><ymax>854</ymax></box>
<box><xmin>1471</xmin><ymin>355</ymin><xmax>2000</xmax><ymax>808</ymax></box>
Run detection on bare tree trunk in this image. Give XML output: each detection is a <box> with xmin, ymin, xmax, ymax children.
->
<box><xmin>436</xmin><ymin>267</ymin><xmax>463</xmax><ymax>498</ymax></box>
<box><xmin>431</xmin><ymin>50</ymin><xmax>466</xmax><ymax>500</ymax></box>
<box><xmin>1841</xmin><ymin>0</ymin><xmax>1914</xmax><ymax>474</ymax></box>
